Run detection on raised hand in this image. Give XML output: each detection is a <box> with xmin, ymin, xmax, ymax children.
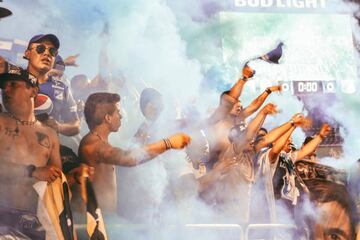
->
<box><xmin>291</xmin><ymin>113</ymin><xmax>304</xmax><ymax>125</ymax></box>
<box><xmin>319</xmin><ymin>123</ymin><xmax>332</xmax><ymax>139</ymax></box>
<box><xmin>242</xmin><ymin>64</ymin><xmax>255</xmax><ymax>79</ymax></box>
<box><xmin>168</xmin><ymin>133</ymin><xmax>191</xmax><ymax>149</ymax></box>
<box><xmin>268</xmin><ymin>85</ymin><xmax>282</xmax><ymax>93</ymax></box>
<box><xmin>263</xmin><ymin>103</ymin><xmax>278</xmax><ymax>115</ymax></box>
<box><xmin>64</xmin><ymin>54</ymin><xmax>80</xmax><ymax>67</ymax></box>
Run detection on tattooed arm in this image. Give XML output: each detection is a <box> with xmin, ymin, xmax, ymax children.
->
<box><xmin>80</xmin><ymin>133</ymin><xmax>191</xmax><ymax>167</ymax></box>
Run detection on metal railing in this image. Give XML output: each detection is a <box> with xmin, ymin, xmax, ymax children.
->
<box><xmin>75</xmin><ymin>223</ymin><xmax>300</xmax><ymax>240</ymax></box>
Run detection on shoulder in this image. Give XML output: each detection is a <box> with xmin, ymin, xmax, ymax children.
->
<box><xmin>79</xmin><ymin>133</ymin><xmax>104</xmax><ymax>160</ymax></box>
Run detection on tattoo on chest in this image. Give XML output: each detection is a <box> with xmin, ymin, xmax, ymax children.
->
<box><xmin>36</xmin><ymin>132</ymin><xmax>50</xmax><ymax>149</ymax></box>
<box><xmin>5</xmin><ymin>127</ymin><xmax>19</xmax><ymax>139</ymax></box>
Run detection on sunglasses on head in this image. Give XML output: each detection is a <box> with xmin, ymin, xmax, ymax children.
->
<box><xmin>29</xmin><ymin>44</ymin><xmax>58</xmax><ymax>57</ymax></box>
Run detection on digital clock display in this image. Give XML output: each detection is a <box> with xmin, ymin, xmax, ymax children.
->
<box><xmin>279</xmin><ymin>81</ymin><xmax>336</xmax><ymax>95</ymax></box>
<box><xmin>294</xmin><ymin>81</ymin><xmax>322</xmax><ymax>94</ymax></box>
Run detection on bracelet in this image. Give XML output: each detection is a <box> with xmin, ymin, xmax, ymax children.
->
<box><xmin>265</xmin><ymin>88</ymin><xmax>272</xmax><ymax>94</ymax></box>
<box><xmin>163</xmin><ymin>138</ymin><xmax>172</xmax><ymax>150</ymax></box>
<box><xmin>289</xmin><ymin>119</ymin><xmax>295</xmax><ymax>126</ymax></box>
<box><xmin>241</xmin><ymin>77</ymin><xmax>248</xmax><ymax>82</ymax></box>
<box><xmin>26</xmin><ymin>165</ymin><xmax>36</xmax><ymax>178</ymax></box>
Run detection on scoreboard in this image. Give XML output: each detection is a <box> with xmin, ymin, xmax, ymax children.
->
<box><xmin>280</xmin><ymin>80</ymin><xmax>336</xmax><ymax>95</ymax></box>
<box><xmin>218</xmin><ymin>3</ymin><xmax>357</xmax><ymax>95</ymax></box>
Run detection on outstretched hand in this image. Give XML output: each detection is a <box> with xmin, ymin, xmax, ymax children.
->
<box><xmin>319</xmin><ymin>123</ymin><xmax>331</xmax><ymax>139</ymax></box>
<box><xmin>168</xmin><ymin>133</ymin><xmax>191</xmax><ymax>149</ymax></box>
<box><xmin>268</xmin><ymin>85</ymin><xmax>282</xmax><ymax>93</ymax></box>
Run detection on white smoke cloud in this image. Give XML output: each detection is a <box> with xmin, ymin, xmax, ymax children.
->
<box><xmin>1</xmin><ymin>0</ymin><xmax>360</xmax><ymax>238</ymax></box>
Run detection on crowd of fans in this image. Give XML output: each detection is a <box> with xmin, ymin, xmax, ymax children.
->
<box><xmin>0</xmin><ymin>4</ymin><xmax>359</xmax><ymax>240</ymax></box>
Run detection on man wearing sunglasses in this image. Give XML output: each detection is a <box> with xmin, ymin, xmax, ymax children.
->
<box><xmin>23</xmin><ymin>34</ymin><xmax>80</xmax><ymax>137</ymax></box>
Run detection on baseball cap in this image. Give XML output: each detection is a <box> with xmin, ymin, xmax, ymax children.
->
<box><xmin>27</xmin><ymin>34</ymin><xmax>60</xmax><ymax>49</ymax></box>
<box><xmin>0</xmin><ymin>64</ymin><xmax>38</xmax><ymax>88</ymax></box>
<box><xmin>0</xmin><ymin>4</ymin><xmax>12</xmax><ymax>19</ymax></box>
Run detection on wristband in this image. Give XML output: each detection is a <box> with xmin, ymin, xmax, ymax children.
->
<box><xmin>26</xmin><ymin>165</ymin><xmax>36</xmax><ymax>178</ymax></box>
<box><xmin>163</xmin><ymin>138</ymin><xmax>172</xmax><ymax>150</ymax></box>
<box><xmin>265</xmin><ymin>88</ymin><xmax>272</xmax><ymax>94</ymax></box>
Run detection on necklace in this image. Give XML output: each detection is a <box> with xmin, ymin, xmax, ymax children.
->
<box><xmin>90</xmin><ymin>131</ymin><xmax>107</xmax><ymax>143</ymax></box>
<box><xmin>7</xmin><ymin>112</ymin><xmax>37</xmax><ymax>125</ymax></box>
<box><xmin>6</xmin><ymin>112</ymin><xmax>37</xmax><ymax>134</ymax></box>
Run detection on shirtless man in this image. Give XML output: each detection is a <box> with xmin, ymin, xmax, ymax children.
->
<box><xmin>79</xmin><ymin>92</ymin><xmax>191</xmax><ymax>213</ymax></box>
<box><xmin>0</xmin><ymin>67</ymin><xmax>62</xmax><ymax>238</ymax></box>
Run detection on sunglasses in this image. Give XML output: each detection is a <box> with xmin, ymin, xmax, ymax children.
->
<box><xmin>29</xmin><ymin>44</ymin><xmax>58</xmax><ymax>57</ymax></box>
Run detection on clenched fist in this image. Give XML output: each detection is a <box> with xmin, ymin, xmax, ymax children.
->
<box><xmin>168</xmin><ymin>133</ymin><xmax>191</xmax><ymax>149</ymax></box>
<box><xmin>242</xmin><ymin>64</ymin><xmax>255</xmax><ymax>79</ymax></box>
<box><xmin>319</xmin><ymin>123</ymin><xmax>331</xmax><ymax>139</ymax></box>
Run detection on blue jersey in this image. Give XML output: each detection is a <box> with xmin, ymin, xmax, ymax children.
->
<box><xmin>39</xmin><ymin>76</ymin><xmax>78</xmax><ymax>123</ymax></box>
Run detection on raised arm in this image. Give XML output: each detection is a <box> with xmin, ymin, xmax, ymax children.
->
<box><xmin>233</xmin><ymin>103</ymin><xmax>277</xmax><ymax>153</ymax></box>
<box><xmin>228</xmin><ymin>64</ymin><xmax>255</xmax><ymax>99</ymax></box>
<box><xmin>239</xmin><ymin>85</ymin><xmax>281</xmax><ymax>120</ymax></box>
<box><xmin>268</xmin><ymin>127</ymin><xmax>296</xmax><ymax>164</ymax></box>
<box><xmin>295</xmin><ymin>123</ymin><xmax>331</xmax><ymax>161</ymax></box>
<box><xmin>255</xmin><ymin>113</ymin><xmax>304</xmax><ymax>152</ymax></box>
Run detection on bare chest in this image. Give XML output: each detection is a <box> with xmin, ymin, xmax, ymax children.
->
<box><xmin>0</xmin><ymin>124</ymin><xmax>52</xmax><ymax>166</ymax></box>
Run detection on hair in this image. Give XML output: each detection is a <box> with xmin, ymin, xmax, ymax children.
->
<box><xmin>304</xmin><ymin>179</ymin><xmax>356</xmax><ymax>240</ymax></box>
<box><xmin>84</xmin><ymin>92</ymin><xmax>120</xmax><ymax>130</ymax></box>
<box><xmin>258</xmin><ymin>127</ymin><xmax>268</xmax><ymax>134</ymax></box>
<box><xmin>139</xmin><ymin>88</ymin><xmax>162</xmax><ymax>116</ymax></box>
<box><xmin>219</xmin><ymin>90</ymin><xmax>230</xmax><ymax>104</ymax></box>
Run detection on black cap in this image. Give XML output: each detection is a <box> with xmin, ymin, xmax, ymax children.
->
<box><xmin>0</xmin><ymin>64</ymin><xmax>38</xmax><ymax>89</ymax></box>
<box><xmin>0</xmin><ymin>5</ymin><xmax>12</xmax><ymax>19</ymax></box>
<box><xmin>27</xmin><ymin>34</ymin><xmax>60</xmax><ymax>49</ymax></box>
